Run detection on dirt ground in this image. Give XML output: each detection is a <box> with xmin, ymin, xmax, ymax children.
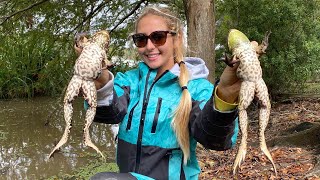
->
<box><xmin>197</xmin><ymin>97</ymin><xmax>320</xmax><ymax>179</ymax></box>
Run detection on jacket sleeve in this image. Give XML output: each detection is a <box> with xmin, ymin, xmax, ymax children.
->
<box><xmin>93</xmin><ymin>70</ymin><xmax>138</xmax><ymax>124</ymax></box>
<box><xmin>189</xmin><ymin>83</ymin><xmax>239</xmax><ymax>150</ymax></box>
<box><xmin>93</xmin><ymin>87</ymin><xmax>129</xmax><ymax>124</ymax></box>
<box><xmin>94</xmin><ymin>104</ymin><xmax>121</xmax><ymax>124</ymax></box>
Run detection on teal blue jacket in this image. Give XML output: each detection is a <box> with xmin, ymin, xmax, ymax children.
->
<box><xmin>94</xmin><ymin>57</ymin><xmax>238</xmax><ymax>180</ymax></box>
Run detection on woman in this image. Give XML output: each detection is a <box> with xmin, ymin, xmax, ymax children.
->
<box><xmin>87</xmin><ymin>5</ymin><xmax>240</xmax><ymax>180</ymax></box>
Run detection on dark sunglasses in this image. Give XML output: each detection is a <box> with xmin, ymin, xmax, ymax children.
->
<box><xmin>132</xmin><ymin>31</ymin><xmax>177</xmax><ymax>48</ymax></box>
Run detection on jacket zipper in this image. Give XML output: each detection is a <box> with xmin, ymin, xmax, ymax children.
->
<box><xmin>126</xmin><ymin>101</ymin><xmax>139</xmax><ymax>131</ymax></box>
<box><xmin>135</xmin><ymin>70</ymin><xmax>169</xmax><ymax>172</ymax></box>
<box><xmin>151</xmin><ymin>97</ymin><xmax>162</xmax><ymax>133</ymax></box>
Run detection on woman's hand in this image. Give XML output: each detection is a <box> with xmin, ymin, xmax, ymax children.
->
<box><xmin>95</xmin><ymin>69</ymin><xmax>110</xmax><ymax>90</ymax></box>
<box><xmin>216</xmin><ymin>63</ymin><xmax>241</xmax><ymax>103</ymax></box>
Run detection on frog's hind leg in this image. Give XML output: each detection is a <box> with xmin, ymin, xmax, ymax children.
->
<box><xmin>82</xmin><ymin>80</ymin><xmax>105</xmax><ymax>159</ymax></box>
<box><xmin>48</xmin><ymin>76</ymin><xmax>82</xmax><ymax>159</ymax></box>
<box><xmin>256</xmin><ymin>80</ymin><xmax>277</xmax><ymax>175</ymax></box>
<box><xmin>233</xmin><ymin>81</ymin><xmax>255</xmax><ymax>174</ymax></box>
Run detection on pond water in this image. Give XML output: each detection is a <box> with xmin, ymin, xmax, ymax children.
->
<box><xmin>0</xmin><ymin>97</ymin><xmax>117</xmax><ymax>179</ymax></box>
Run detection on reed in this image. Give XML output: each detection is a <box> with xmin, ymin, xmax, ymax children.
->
<box><xmin>0</xmin><ymin>31</ymin><xmax>75</xmax><ymax>99</ymax></box>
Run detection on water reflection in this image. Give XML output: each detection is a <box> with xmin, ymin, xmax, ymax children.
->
<box><xmin>0</xmin><ymin>97</ymin><xmax>117</xmax><ymax>179</ymax></box>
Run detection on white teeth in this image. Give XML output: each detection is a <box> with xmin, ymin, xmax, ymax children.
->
<box><xmin>147</xmin><ymin>54</ymin><xmax>158</xmax><ymax>57</ymax></box>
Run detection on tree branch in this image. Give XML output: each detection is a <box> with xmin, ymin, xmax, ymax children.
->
<box><xmin>71</xmin><ymin>1</ymin><xmax>110</xmax><ymax>33</ymax></box>
<box><xmin>110</xmin><ymin>0</ymin><xmax>147</xmax><ymax>34</ymax></box>
<box><xmin>0</xmin><ymin>0</ymin><xmax>50</xmax><ymax>26</ymax></box>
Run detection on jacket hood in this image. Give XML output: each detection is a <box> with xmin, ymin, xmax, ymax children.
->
<box><xmin>170</xmin><ymin>57</ymin><xmax>209</xmax><ymax>80</ymax></box>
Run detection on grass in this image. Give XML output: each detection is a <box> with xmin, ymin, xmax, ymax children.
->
<box><xmin>304</xmin><ymin>82</ymin><xmax>320</xmax><ymax>94</ymax></box>
<box><xmin>0</xmin><ymin>130</ymin><xmax>8</xmax><ymax>140</ymax></box>
<box><xmin>46</xmin><ymin>158</ymin><xmax>119</xmax><ymax>179</ymax></box>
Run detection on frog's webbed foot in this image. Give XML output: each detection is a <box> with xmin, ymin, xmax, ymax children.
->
<box><xmin>233</xmin><ymin>140</ymin><xmax>247</xmax><ymax>174</ymax></box>
<box><xmin>48</xmin><ymin>102</ymin><xmax>74</xmax><ymax>159</ymax></box>
<box><xmin>260</xmin><ymin>135</ymin><xmax>277</xmax><ymax>176</ymax></box>
<box><xmin>256</xmin><ymin>30</ymin><xmax>271</xmax><ymax>57</ymax></box>
<box><xmin>261</xmin><ymin>30</ymin><xmax>271</xmax><ymax>53</ymax></box>
<box><xmin>233</xmin><ymin>109</ymin><xmax>249</xmax><ymax>174</ymax></box>
<box><xmin>83</xmin><ymin>106</ymin><xmax>105</xmax><ymax>160</ymax></box>
<box><xmin>221</xmin><ymin>52</ymin><xmax>238</xmax><ymax>67</ymax></box>
<box><xmin>259</xmin><ymin>117</ymin><xmax>277</xmax><ymax>176</ymax></box>
<box><xmin>258</xmin><ymin>94</ymin><xmax>277</xmax><ymax>175</ymax></box>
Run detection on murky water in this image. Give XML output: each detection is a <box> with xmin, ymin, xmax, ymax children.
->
<box><xmin>0</xmin><ymin>97</ymin><xmax>118</xmax><ymax>179</ymax></box>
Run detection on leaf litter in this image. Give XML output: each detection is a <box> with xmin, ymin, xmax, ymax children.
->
<box><xmin>197</xmin><ymin>98</ymin><xmax>320</xmax><ymax>179</ymax></box>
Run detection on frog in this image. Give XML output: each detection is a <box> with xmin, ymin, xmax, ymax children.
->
<box><xmin>225</xmin><ymin>29</ymin><xmax>277</xmax><ymax>175</ymax></box>
<box><xmin>48</xmin><ymin>30</ymin><xmax>112</xmax><ymax>160</ymax></box>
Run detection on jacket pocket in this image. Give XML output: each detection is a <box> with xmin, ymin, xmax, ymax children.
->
<box><xmin>126</xmin><ymin>101</ymin><xmax>139</xmax><ymax>131</ymax></box>
<box><xmin>151</xmin><ymin>97</ymin><xmax>162</xmax><ymax>133</ymax></box>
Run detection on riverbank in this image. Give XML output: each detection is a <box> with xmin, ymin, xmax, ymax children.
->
<box><xmin>46</xmin><ymin>97</ymin><xmax>320</xmax><ymax>179</ymax></box>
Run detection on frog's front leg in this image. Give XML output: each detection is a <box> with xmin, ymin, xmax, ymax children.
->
<box><xmin>222</xmin><ymin>52</ymin><xmax>240</xmax><ymax>67</ymax></box>
<box><xmin>82</xmin><ymin>80</ymin><xmax>105</xmax><ymax>159</ymax></box>
<box><xmin>48</xmin><ymin>76</ymin><xmax>82</xmax><ymax>159</ymax></box>
<box><xmin>233</xmin><ymin>81</ymin><xmax>255</xmax><ymax>174</ymax></box>
<box><xmin>255</xmin><ymin>79</ymin><xmax>277</xmax><ymax>175</ymax></box>
<box><xmin>254</xmin><ymin>31</ymin><xmax>271</xmax><ymax>57</ymax></box>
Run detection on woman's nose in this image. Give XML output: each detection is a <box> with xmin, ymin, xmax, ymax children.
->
<box><xmin>145</xmin><ymin>38</ymin><xmax>156</xmax><ymax>49</ymax></box>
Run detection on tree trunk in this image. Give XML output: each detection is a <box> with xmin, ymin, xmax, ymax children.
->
<box><xmin>183</xmin><ymin>0</ymin><xmax>215</xmax><ymax>83</ymax></box>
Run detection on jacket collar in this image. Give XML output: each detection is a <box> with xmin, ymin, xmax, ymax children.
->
<box><xmin>137</xmin><ymin>57</ymin><xmax>209</xmax><ymax>82</ymax></box>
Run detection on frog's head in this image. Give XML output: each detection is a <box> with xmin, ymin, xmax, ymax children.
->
<box><xmin>227</xmin><ymin>29</ymin><xmax>250</xmax><ymax>52</ymax></box>
<box><xmin>91</xmin><ymin>30</ymin><xmax>110</xmax><ymax>51</ymax></box>
<box><xmin>74</xmin><ymin>32</ymin><xmax>89</xmax><ymax>49</ymax></box>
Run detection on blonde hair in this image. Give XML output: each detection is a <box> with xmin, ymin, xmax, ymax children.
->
<box><xmin>135</xmin><ymin>6</ymin><xmax>192</xmax><ymax>164</ymax></box>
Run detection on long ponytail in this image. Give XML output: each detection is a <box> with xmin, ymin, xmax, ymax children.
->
<box><xmin>172</xmin><ymin>59</ymin><xmax>192</xmax><ymax>164</ymax></box>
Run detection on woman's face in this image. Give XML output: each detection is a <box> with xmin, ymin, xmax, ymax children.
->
<box><xmin>136</xmin><ymin>14</ymin><xmax>177</xmax><ymax>75</ymax></box>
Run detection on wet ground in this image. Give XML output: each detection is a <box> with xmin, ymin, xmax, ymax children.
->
<box><xmin>0</xmin><ymin>97</ymin><xmax>117</xmax><ymax>179</ymax></box>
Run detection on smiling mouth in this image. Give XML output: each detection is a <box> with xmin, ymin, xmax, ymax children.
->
<box><xmin>146</xmin><ymin>53</ymin><xmax>160</xmax><ymax>57</ymax></box>
<box><xmin>145</xmin><ymin>53</ymin><xmax>160</xmax><ymax>60</ymax></box>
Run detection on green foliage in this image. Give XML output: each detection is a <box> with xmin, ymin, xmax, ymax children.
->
<box><xmin>2</xmin><ymin>0</ymin><xmax>318</xmax><ymax>98</ymax></box>
<box><xmin>0</xmin><ymin>27</ymin><xmax>75</xmax><ymax>98</ymax></box>
<box><xmin>0</xmin><ymin>130</ymin><xmax>8</xmax><ymax>140</ymax></box>
<box><xmin>215</xmin><ymin>0</ymin><xmax>320</xmax><ymax>96</ymax></box>
<box><xmin>0</xmin><ymin>0</ymin><xmax>186</xmax><ymax>99</ymax></box>
<box><xmin>0</xmin><ymin>1</ymin><xmax>142</xmax><ymax>98</ymax></box>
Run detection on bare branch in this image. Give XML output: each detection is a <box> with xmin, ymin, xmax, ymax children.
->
<box><xmin>0</xmin><ymin>0</ymin><xmax>49</xmax><ymax>26</ymax></box>
<box><xmin>110</xmin><ymin>0</ymin><xmax>147</xmax><ymax>34</ymax></box>
<box><xmin>71</xmin><ymin>1</ymin><xmax>110</xmax><ymax>33</ymax></box>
